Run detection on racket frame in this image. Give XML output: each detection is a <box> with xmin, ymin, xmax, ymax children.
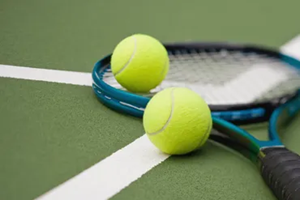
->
<box><xmin>92</xmin><ymin>42</ymin><xmax>300</xmax><ymax>125</ymax></box>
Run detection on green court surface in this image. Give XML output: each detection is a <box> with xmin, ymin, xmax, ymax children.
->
<box><xmin>1</xmin><ymin>0</ymin><xmax>300</xmax><ymax>200</ymax></box>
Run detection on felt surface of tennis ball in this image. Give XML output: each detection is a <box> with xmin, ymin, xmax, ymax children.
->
<box><xmin>111</xmin><ymin>34</ymin><xmax>169</xmax><ymax>93</ymax></box>
<box><xmin>143</xmin><ymin>87</ymin><xmax>212</xmax><ymax>155</ymax></box>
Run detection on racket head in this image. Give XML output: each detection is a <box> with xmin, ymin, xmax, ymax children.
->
<box><xmin>92</xmin><ymin>42</ymin><xmax>300</xmax><ymax>124</ymax></box>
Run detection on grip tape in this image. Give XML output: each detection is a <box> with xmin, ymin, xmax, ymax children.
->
<box><xmin>260</xmin><ymin>147</ymin><xmax>300</xmax><ymax>200</ymax></box>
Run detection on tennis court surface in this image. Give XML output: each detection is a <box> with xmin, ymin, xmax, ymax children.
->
<box><xmin>1</xmin><ymin>0</ymin><xmax>300</xmax><ymax>199</ymax></box>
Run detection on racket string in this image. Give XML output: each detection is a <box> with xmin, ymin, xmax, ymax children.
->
<box><xmin>101</xmin><ymin>49</ymin><xmax>300</xmax><ymax>105</ymax></box>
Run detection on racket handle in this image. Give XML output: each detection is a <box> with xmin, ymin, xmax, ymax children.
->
<box><xmin>260</xmin><ymin>147</ymin><xmax>300</xmax><ymax>200</ymax></box>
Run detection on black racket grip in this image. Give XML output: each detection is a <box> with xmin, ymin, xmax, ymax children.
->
<box><xmin>260</xmin><ymin>147</ymin><xmax>300</xmax><ymax>200</ymax></box>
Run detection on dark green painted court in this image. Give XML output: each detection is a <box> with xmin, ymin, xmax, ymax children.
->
<box><xmin>1</xmin><ymin>0</ymin><xmax>300</xmax><ymax>199</ymax></box>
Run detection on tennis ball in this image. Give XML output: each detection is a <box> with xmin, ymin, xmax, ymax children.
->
<box><xmin>111</xmin><ymin>34</ymin><xmax>169</xmax><ymax>93</ymax></box>
<box><xmin>143</xmin><ymin>87</ymin><xmax>212</xmax><ymax>155</ymax></box>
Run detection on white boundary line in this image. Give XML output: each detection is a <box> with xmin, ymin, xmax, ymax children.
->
<box><xmin>1</xmin><ymin>35</ymin><xmax>300</xmax><ymax>200</ymax></box>
<box><xmin>36</xmin><ymin>135</ymin><xmax>169</xmax><ymax>200</ymax></box>
<box><xmin>0</xmin><ymin>65</ymin><xmax>92</xmax><ymax>86</ymax></box>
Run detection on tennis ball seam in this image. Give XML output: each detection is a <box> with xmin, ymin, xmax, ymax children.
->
<box><xmin>147</xmin><ymin>88</ymin><xmax>175</xmax><ymax>135</ymax></box>
<box><xmin>114</xmin><ymin>36</ymin><xmax>137</xmax><ymax>76</ymax></box>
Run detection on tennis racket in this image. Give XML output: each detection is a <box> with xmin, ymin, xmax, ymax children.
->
<box><xmin>92</xmin><ymin>42</ymin><xmax>300</xmax><ymax>200</ymax></box>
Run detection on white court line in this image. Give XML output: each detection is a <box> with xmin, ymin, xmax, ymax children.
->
<box><xmin>0</xmin><ymin>35</ymin><xmax>300</xmax><ymax>200</ymax></box>
<box><xmin>282</xmin><ymin>35</ymin><xmax>300</xmax><ymax>59</ymax></box>
<box><xmin>36</xmin><ymin>135</ymin><xmax>169</xmax><ymax>200</ymax></box>
<box><xmin>0</xmin><ymin>65</ymin><xmax>92</xmax><ymax>86</ymax></box>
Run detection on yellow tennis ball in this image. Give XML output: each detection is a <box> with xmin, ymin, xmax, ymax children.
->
<box><xmin>111</xmin><ymin>34</ymin><xmax>169</xmax><ymax>93</ymax></box>
<box><xmin>143</xmin><ymin>87</ymin><xmax>212</xmax><ymax>155</ymax></box>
